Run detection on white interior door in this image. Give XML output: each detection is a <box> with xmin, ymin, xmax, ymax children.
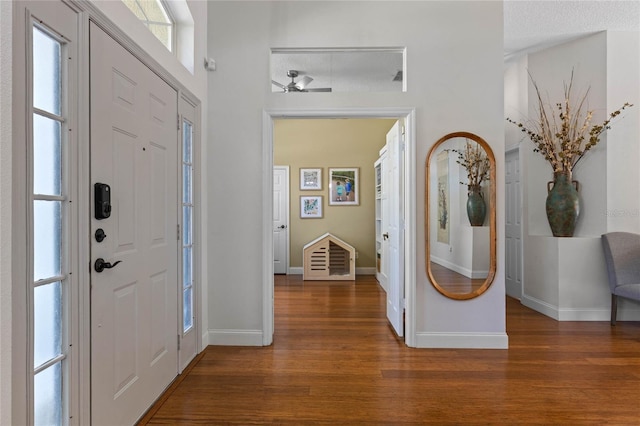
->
<box><xmin>90</xmin><ymin>23</ymin><xmax>178</xmax><ymax>425</ymax></box>
<box><xmin>505</xmin><ymin>148</ymin><xmax>523</xmax><ymax>299</ymax></box>
<box><xmin>386</xmin><ymin>121</ymin><xmax>404</xmax><ymax>337</ymax></box>
<box><xmin>273</xmin><ymin>166</ymin><xmax>289</xmax><ymax>274</ymax></box>
<box><xmin>380</xmin><ymin>152</ymin><xmax>390</xmax><ymax>292</ymax></box>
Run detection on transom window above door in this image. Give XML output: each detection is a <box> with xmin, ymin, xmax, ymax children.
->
<box><xmin>270</xmin><ymin>48</ymin><xmax>406</xmax><ymax>93</ymax></box>
<box><xmin>122</xmin><ymin>0</ymin><xmax>175</xmax><ymax>52</ymax></box>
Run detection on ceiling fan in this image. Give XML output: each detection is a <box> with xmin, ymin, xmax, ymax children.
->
<box><xmin>272</xmin><ymin>70</ymin><xmax>332</xmax><ymax>93</ymax></box>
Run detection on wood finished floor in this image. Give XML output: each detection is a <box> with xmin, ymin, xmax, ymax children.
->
<box><xmin>140</xmin><ymin>275</ymin><xmax>640</xmax><ymax>425</ymax></box>
<box><xmin>429</xmin><ymin>262</ymin><xmax>485</xmax><ymax>294</ymax></box>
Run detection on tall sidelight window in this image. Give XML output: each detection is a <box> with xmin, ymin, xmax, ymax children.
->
<box><xmin>31</xmin><ymin>25</ymin><xmax>68</xmax><ymax>426</ymax></box>
<box><xmin>122</xmin><ymin>0</ymin><xmax>175</xmax><ymax>52</ymax></box>
<box><xmin>182</xmin><ymin>120</ymin><xmax>194</xmax><ymax>333</ymax></box>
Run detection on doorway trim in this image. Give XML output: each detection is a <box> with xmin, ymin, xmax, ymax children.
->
<box><xmin>262</xmin><ymin>108</ymin><xmax>417</xmax><ymax>347</ymax></box>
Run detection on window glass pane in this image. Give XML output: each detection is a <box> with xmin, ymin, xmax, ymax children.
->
<box><xmin>183</xmin><ymin>164</ymin><xmax>192</xmax><ymax>205</ymax></box>
<box><xmin>182</xmin><ymin>246</ymin><xmax>192</xmax><ymax>289</ymax></box>
<box><xmin>122</xmin><ymin>0</ymin><xmax>147</xmax><ymax>20</ymax></box>
<box><xmin>34</xmin><ymin>200</ymin><xmax>62</xmax><ymax>281</ymax></box>
<box><xmin>34</xmin><ymin>362</ymin><xmax>62</xmax><ymax>426</ymax></box>
<box><xmin>139</xmin><ymin>0</ymin><xmax>170</xmax><ymax>23</ymax></box>
<box><xmin>34</xmin><ymin>282</ymin><xmax>62</xmax><ymax>368</ymax></box>
<box><xmin>183</xmin><ymin>288</ymin><xmax>193</xmax><ymax>332</ymax></box>
<box><xmin>33</xmin><ymin>27</ymin><xmax>61</xmax><ymax>115</ymax></box>
<box><xmin>33</xmin><ymin>114</ymin><xmax>62</xmax><ymax>196</ymax></box>
<box><xmin>183</xmin><ymin>121</ymin><xmax>192</xmax><ymax>163</ymax></box>
<box><xmin>183</xmin><ymin>205</ymin><xmax>192</xmax><ymax>247</ymax></box>
<box><xmin>147</xmin><ymin>23</ymin><xmax>172</xmax><ymax>51</ymax></box>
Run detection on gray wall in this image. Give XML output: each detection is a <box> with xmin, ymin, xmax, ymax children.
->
<box><xmin>206</xmin><ymin>1</ymin><xmax>507</xmax><ymax>346</ymax></box>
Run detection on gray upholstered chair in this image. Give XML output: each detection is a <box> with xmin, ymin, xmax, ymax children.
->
<box><xmin>601</xmin><ymin>232</ymin><xmax>640</xmax><ymax>325</ymax></box>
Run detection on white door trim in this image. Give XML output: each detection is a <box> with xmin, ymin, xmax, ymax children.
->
<box><xmin>262</xmin><ymin>108</ymin><xmax>417</xmax><ymax>347</ymax></box>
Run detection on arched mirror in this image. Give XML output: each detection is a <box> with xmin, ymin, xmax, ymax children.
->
<box><xmin>426</xmin><ymin>132</ymin><xmax>496</xmax><ymax>300</ymax></box>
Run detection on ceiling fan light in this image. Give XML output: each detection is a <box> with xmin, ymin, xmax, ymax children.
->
<box><xmin>296</xmin><ymin>75</ymin><xmax>313</xmax><ymax>90</ymax></box>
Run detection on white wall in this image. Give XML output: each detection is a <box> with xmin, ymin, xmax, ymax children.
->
<box><xmin>515</xmin><ymin>32</ymin><xmax>640</xmax><ymax>320</ymax></box>
<box><xmin>206</xmin><ymin>1</ymin><xmax>506</xmax><ymax>348</ymax></box>
<box><xmin>0</xmin><ymin>0</ymin><xmax>208</xmax><ymax>422</ymax></box>
<box><xmin>606</xmin><ymin>32</ymin><xmax>640</xmax><ymax>233</ymax></box>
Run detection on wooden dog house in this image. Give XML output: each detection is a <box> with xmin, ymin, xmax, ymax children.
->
<box><xmin>303</xmin><ymin>233</ymin><xmax>356</xmax><ymax>281</ymax></box>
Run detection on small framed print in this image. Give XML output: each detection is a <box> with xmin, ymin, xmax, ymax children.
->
<box><xmin>300</xmin><ymin>168</ymin><xmax>322</xmax><ymax>190</ymax></box>
<box><xmin>300</xmin><ymin>196</ymin><xmax>323</xmax><ymax>218</ymax></box>
<box><xmin>329</xmin><ymin>167</ymin><xmax>359</xmax><ymax>205</ymax></box>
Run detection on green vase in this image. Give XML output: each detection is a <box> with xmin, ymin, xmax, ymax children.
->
<box><xmin>546</xmin><ymin>171</ymin><xmax>580</xmax><ymax>237</ymax></box>
<box><xmin>466</xmin><ymin>185</ymin><xmax>486</xmax><ymax>226</ymax></box>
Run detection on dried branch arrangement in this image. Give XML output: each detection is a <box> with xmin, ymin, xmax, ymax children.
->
<box><xmin>507</xmin><ymin>70</ymin><xmax>633</xmax><ymax>174</ymax></box>
<box><xmin>452</xmin><ymin>141</ymin><xmax>490</xmax><ymax>189</ymax></box>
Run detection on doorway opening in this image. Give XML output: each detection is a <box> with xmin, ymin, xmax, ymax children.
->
<box><xmin>262</xmin><ymin>109</ymin><xmax>417</xmax><ymax>347</ymax></box>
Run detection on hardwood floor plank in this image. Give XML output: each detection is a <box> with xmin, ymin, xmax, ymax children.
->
<box><xmin>139</xmin><ymin>275</ymin><xmax>640</xmax><ymax>425</ymax></box>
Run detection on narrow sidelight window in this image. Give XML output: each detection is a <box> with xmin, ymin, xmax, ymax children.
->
<box><xmin>31</xmin><ymin>25</ymin><xmax>68</xmax><ymax>426</ymax></box>
<box><xmin>182</xmin><ymin>119</ymin><xmax>194</xmax><ymax>332</ymax></box>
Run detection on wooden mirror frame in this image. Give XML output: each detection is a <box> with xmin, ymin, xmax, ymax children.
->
<box><xmin>425</xmin><ymin>132</ymin><xmax>496</xmax><ymax>300</ymax></box>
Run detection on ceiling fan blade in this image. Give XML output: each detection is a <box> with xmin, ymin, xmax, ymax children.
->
<box><xmin>306</xmin><ymin>88</ymin><xmax>332</xmax><ymax>92</ymax></box>
<box><xmin>295</xmin><ymin>76</ymin><xmax>313</xmax><ymax>91</ymax></box>
<box><xmin>271</xmin><ymin>80</ymin><xmax>286</xmax><ymax>90</ymax></box>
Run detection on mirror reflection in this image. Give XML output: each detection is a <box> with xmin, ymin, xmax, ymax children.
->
<box><xmin>426</xmin><ymin>132</ymin><xmax>496</xmax><ymax>300</ymax></box>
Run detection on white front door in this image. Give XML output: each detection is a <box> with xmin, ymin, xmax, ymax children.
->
<box><xmin>505</xmin><ymin>148</ymin><xmax>523</xmax><ymax>299</ymax></box>
<box><xmin>90</xmin><ymin>23</ymin><xmax>178</xmax><ymax>425</ymax></box>
<box><xmin>386</xmin><ymin>121</ymin><xmax>404</xmax><ymax>337</ymax></box>
<box><xmin>273</xmin><ymin>166</ymin><xmax>289</xmax><ymax>274</ymax></box>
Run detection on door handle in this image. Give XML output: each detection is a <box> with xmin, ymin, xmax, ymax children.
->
<box><xmin>94</xmin><ymin>258</ymin><xmax>122</xmax><ymax>273</ymax></box>
<box><xmin>278</xmin><ymin>225</ymin><xmax>287</xmax><ymax>229</ymax></box>
<box><xmin>383</xmin><ymin>232</ymin><xmax>389</xmax><ymax>240</ymax></box>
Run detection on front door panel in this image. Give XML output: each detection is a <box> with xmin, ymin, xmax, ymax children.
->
<box><xmin>90</xmin><ymin>23</ymin><xmax>178</xmax><ymax>425</ymax></box>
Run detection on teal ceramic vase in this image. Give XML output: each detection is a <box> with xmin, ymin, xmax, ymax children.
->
<box><xmin>546</xmin><ymin>171</ymin><xmax>580</xmax><ymax>237</ymax></box>
<box><xmin>466</xmin><ymin>185</ymin><xmax>486</xmax><ymax>226</ymax></box>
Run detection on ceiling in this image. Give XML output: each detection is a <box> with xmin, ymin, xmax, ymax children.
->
<box><xmin>504</xmin><ymin>0</ymin><xmax>640</xmax><ymax>61</ymax></box>
<box><xmin>270</xmin><ymin>1</ymin><xmax>640</xmax><ymax>93</ymax></box>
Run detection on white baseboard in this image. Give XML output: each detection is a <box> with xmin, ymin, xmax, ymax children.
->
<box><xmin>521</xmin><ymin>294</ymin><xmax>560</xmax><ymax>320</ymax></box>
<box><xmin>415</xmin><ymin>332</ymin><xmax>508</xmax><ymax>349</ymax></box>
<box><xmin>522</xmin><ymin>294</ymin><xmax>640</xmax><ymax>321</ymax></box>
<box><xmin>287</xmin><ymin>267</ymin><xmax>376</xmax><ymax>276</ymax></box>
<box><xmin>430</xmin><ymin>255</ymin><xmax>487</xmax><ymax>279</ymax></box>
<box><xmin>207</xmin><ymin>329</ymin><xmax>264</xmax><ymax>346</ymax></box>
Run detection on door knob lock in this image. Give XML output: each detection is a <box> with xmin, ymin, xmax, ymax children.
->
<box><xmin>95</xmin><ymin>228</ymin><xmax>107</xmax><ymax>242</ymax></box>
<box><xmin>94</xmin><ymin>258</ymin><xmax>122</xmax><ymax>273</ymax></box>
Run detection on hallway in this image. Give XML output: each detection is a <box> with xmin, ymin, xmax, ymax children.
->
<box><xmin>140</xmin><ymin>275</ymin><xmax>640</xmax><ymax>424</ymax></box>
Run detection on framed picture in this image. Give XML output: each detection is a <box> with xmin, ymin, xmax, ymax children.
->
<box><xmin>300</xmin><ymin>168</ymin><xmax>322</xmax><ymax>190</ymax></box>
<box><xmin>300</xmin><ymin>196</ymin><xmax>323</xmax><ymax>218</ymax></box>
<box><xmin>329</xmin><ymin>168</ymin><xmax>359</xmax><ymax>206</ymax></box>
<box><xmin>436</xmin><ymin>150</ymin><xmax>450</xmax><ymax>244</ymax></box>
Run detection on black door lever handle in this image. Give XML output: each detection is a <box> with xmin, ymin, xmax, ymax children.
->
<box><xmin>94</xmin><ymin>258</ymin><xmax>122</xmax><ymax>273</ymax></box>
